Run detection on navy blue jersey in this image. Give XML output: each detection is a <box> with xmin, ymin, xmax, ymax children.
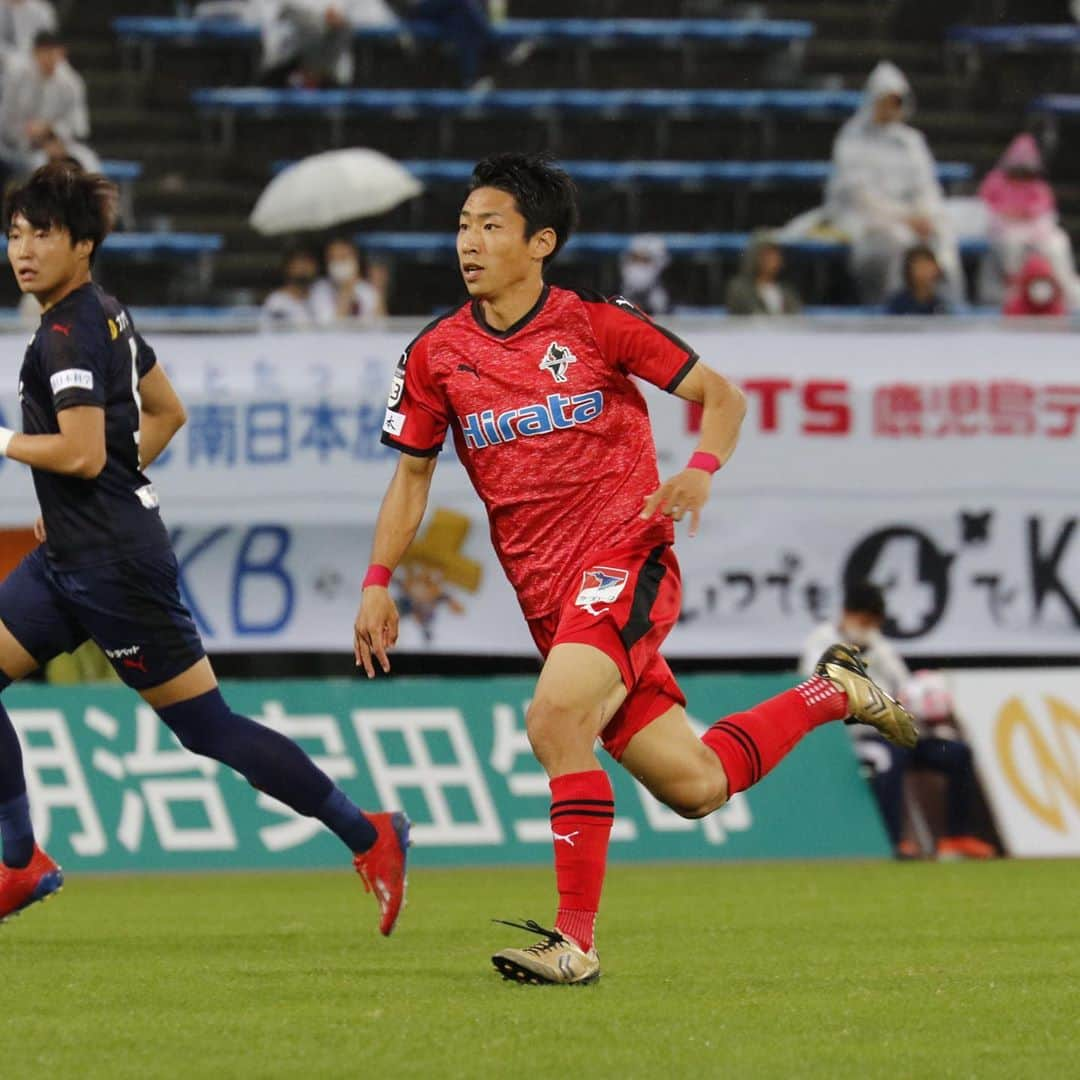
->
<box><xmin>19</xmin><ymin>282</ymin><xmax>171</xmax><ymax>568</ymax></box>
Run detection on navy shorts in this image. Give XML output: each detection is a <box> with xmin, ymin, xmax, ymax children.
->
<box><xmin>0</xmin><ymin>545</ymin><xmax>206</xmax><ymax>690</ymax></box>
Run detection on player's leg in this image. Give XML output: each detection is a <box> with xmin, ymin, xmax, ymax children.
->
<box><xmin>621</xmin><ymin>646</ymin><xmax>918</xmax><ymax>817</ymax></box>
<box><xmin>140</xmin><ymin>658</ymin><xmax>380</xmax><ymax>858</ymax></box>
<box><xmin>0</xmin><ymin>621</ymin><xmax>41</xmax><ymax>872</ymax></box>
<box><xmin>912</xmin><ymin>737</ymin><xmax>995</xmax><ymax>859</ymax></box>
<box><xmin>0</xmin><ymin>549</ymin><xmax>86</xmax><ymax>920</ymax></box>
<box><xmin>491</xmin><ymin>641</ymin><xmax>625</xmax><ymax>985</ymax></box>
<box><xmin>64</xmin><ymin>550</ymin><xmax>409</xmax><ymax>933</ymax></box>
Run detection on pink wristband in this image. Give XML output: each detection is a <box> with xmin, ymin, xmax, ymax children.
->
<box><xmin>363</xmin><ymin>564</ymin><xmax>392</xmax><ymax>589</ymax></box>
<box><xmin>687</xmin><ymin>451</ymin><xmax>721</xmax><ymax>474</ymax></box>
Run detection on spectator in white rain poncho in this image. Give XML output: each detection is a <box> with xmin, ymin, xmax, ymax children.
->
<box><xmin>826</xmin><ymin>61</ymin><xmax>962</xmax><ymax>306</ymax></box>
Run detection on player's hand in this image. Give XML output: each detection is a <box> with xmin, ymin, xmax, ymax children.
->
<box><xmin>33</xmin><ymin>516</ymin><xmax>46</xmax><ymax>543</ymax></box>
<box><xmin>640</xmin><ymin>468</ymin><xmax>712</xmax><ymax>537</ymax></box>
<box><xmin>354</xmin><ymin>586</ymin><xmax>399</xmax><ymax>679</ymax></box>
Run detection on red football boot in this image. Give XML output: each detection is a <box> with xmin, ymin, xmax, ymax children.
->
<box><xmin>353</xmin><ymin>812</ymin><xmax>410</xmax><ymax>936</ymax></box>
<box><xmin>0</xmin><ymin>846</ymin><xmax>64</xmax><ymax>924</ymax></box>
<box><xmin>937</xmin><ymin>835</ymin><xmax>997</xmax><ymax>860</ymax></box>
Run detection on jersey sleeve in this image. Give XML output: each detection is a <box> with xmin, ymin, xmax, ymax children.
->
<box><xmin>134</xmin><ymin>332</ymin><xmax>158</xmax><ymax>378</ymax></box>
<box><xmin>380</xmin><ymin>331</ymin><xmax>449</xmax><ymax>457</ymax></box>
<box><xmin>586</xmin><ymin>296</ymin><xmax>699</xmax><ymax>393</ymax></box>
<box><xmin>38</xmin><ymin>320</ymin><xmax>108</xmax><ymax>413</ymax></box>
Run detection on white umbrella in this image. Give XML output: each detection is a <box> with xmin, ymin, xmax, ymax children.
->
<box><xmin>250</xmin><ymin>148</ymin><xmax>423</xmax><ymax>235</ymax></box>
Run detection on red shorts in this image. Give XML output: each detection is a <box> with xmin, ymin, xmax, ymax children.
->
<box><xmin>527</xmin><ymin>542</ymin><xmax>685</xmax><ymax>761</ymax></box>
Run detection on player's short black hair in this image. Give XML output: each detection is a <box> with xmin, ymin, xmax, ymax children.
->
<box><xmin>468</xmin><ymin>153</ymin><xmax>578</xmax><ymax>265</ymax></box>
<box><xmin>4</xmin><ymin>161</ymin><xmax>117</xmax><ymax>266</ymax></box>
<box><xmin>843</xmin><ymin>581</ymin><xmax>887</xmax><ymax>618</ymax></box>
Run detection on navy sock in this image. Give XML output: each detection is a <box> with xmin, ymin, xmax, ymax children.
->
<box><xmin>157</xmin><ymin>689</ymin><xmax>376</xmax><ymax>855</ymax></box>
<box><xmin>0</xmin><ymin>696</ymin><xmax>34</xmax><ymax>868</ymax></box>
<box><xmin>316</xmin><ymin>786</ymin><xmax>377</xmax><ymax>855</ymax></box>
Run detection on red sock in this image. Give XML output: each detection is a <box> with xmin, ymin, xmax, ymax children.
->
<box><xmin>701</xmin><ymin>676</ymin><xmax>848</xmax><ymax>796</ymax></box>
<box><xmin>549</xmin><ymin>769</ymin><xmax>613</xmax><ymax>953</ymax></box>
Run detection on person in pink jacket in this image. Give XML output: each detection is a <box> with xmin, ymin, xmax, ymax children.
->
<box><xmin>978</xmin><ymin>133</ymin><xmax>1078</xmax><ymax>307</ymax></box>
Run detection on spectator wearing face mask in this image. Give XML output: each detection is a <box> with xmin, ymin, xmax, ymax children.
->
<box><xmin>617</xmin><ymin>234</ymin><xmax>671</xmax><ymax>316</ymax></box>
<box><xmin>725</xmin><ymin>233</ymin><xmax>802</xmax><ymax>316</ymax></box>
<box><xmin>884</xmin><ymin>244</ymin><xmax>950</xmax><ymax>315</ymax></box>
<box><xmin>826</xmin><ymin>61</ymin><xmax>962</xmax><ymax>306</ymax></box>
<box><xmin>310</xmin><ymin>236</ymin><xmax>387</xmax><ymax>324</ymax></box>
<box><xmin>1003</xmin><ymin>252</ymin><xmax>1067</xmax><ymax>317</ymax></box>
<box><xmin>979</xmin><ymin>133</ymin><xmax>1080</xmax><ymax>307</ymax></box>
<box><xmin>261</xmin><ymin>245</ymin><xmax>321</xmax><ymax>330</ymax></box>
<box><xmin>799</xmin><ymin>581</ymin><xmax>908</xmax><ymax>700</ymax></box>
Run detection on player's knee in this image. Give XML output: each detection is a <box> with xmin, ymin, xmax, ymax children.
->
<box><xmin>670</xmin><ymin>782</ymin><xmax>726</xmax><ymax>820</ymax></box>
<box><xmin>526</xmin><ymin>695</ymin><xmax>597</xmax><ymax>764</ymax></box>
<box><xmin>166</xmin><ymin>717</ymin><xmax>216</xmax><ymax>758</ymax></box>
<box><xmin>664</xmin><ymin>766</ymin><xmax>729</xmax><ymax>820</ymax></box>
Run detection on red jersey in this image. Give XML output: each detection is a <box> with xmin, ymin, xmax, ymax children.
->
<box><xmin>381</xmin><ymin>286</ymin><xmax>698</xmax><ymax>619</ymax></box>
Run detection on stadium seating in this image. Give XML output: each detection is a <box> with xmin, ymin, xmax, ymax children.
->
<box><xmin>948</xmin><ymin>25</ymin><xmax>1080</xmax><ymax>50</ymax></box>
<box><xmin>114</xmin><ymin>15</ymin><xmax>815</xmax><ymax>49</ymax></box>
<box><xmin>370</xmin><ymin>159</ymin><xmax>975</xmax><ymax>187</ymax></box>
<box><xmin>116</xmin><ymin>15</ymin><xmax>814</xmax><ymax>88</ymax></box>
<box><xmin>356</xmin><ymin>230</ymin><xmax>990</xmax><ymax>260</ymax></box>
<box><xmin>194</xmin><ymin>87</ymin><xmax>864</xmax><ymax>159</ymax></box>
<box><xmin>16</xmin><ymin>0</ymin><xmax>1055</xmax><ymax>312</ymax></box>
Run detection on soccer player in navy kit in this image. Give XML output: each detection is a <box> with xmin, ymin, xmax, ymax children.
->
<box><xmin>0</xmin><ymin>163</ymin><xmax>410</xmax><ymax>932</ymax></box>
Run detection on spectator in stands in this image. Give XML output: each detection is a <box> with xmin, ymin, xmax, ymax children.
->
<box><xmin>256</xmin><ymin>0</ymin><xmax>396</xmax><ymax>88</ymax></box>
<box><xmin>826</xmin><ymin>60</ymin><xmax>962</xmax><ymax>306</ymax></box>
<box><xmin>0</xmin><ymin>30</ymin><xmax>89</xmax><ymax>182</ymax></box>
<box><xmin>311</xmin><ymin>236</ymin><xmax>387</xmax><ymax>324</ymax></box>
<box><xmin>978</xmin><ymin>133</ymin><xmax>1080</xmax><ymax>307</ymax></box>
<box><xmin>392</xmin><ymin>0</ymin><xmax>501</xmax><ymax>90</ymax></box>
<box><xmin>1003</xmin><ymin>252</ymin><xmax>1067</xmax><ymax>317</ymax></box>
<box><xmin>261</xmin><ymin>245</ymin><xmax>321</xmax><ymax>329</ymax></box>
<box><xmin>724</xmin><ymin>233</ymin><xmax>802</xmax><ymax>316</ymax></box>
<box><xmin>34</xmin><ymin>125</ymin><xmax>100</xmax><ymax>174</ymax></box>
<box><xmin>884</xmin><ymin>244</ymin><xmax>950</xmax><ymax>315</ymax></box>
<box><xmin>618</xmin><ymin>234</ymin><xmax>671</xmax><ymax>316</ymax></box>
<box><xmin>0</xmin><ymin>0</ymin><xmax>56</xmax><ymax>71</ymax></box>
<box><xmin>799</xmin><ymin>582</ymin><xmax>995</xmax><ymax>860</ymax></box>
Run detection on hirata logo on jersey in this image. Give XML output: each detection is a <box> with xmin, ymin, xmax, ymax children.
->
<box><xmin>460</xmin><ymin>391</ymin><xmax>604</xmax><ymax>451</ymax></box>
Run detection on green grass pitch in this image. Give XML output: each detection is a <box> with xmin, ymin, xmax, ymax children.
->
<box><xmin>3</xmin><ymin>859</ymin><xmax>1078</xmax><ymax>1078</ymax></box>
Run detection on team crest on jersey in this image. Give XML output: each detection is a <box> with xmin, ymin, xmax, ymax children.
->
<box><xmin>539</xmin><ymin>341</ymin><xmax>577</xmax><ymax>384</ymax></box>
<box><xmin>575</xmin><ymin>566</ymin><xmax>629</xmax><ymax>615</ymax></box>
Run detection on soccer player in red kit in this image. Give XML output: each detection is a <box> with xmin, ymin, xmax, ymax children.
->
<box><xmin>355</xmin><ymin>154</ymin><xmax>917</xmax><ymax>984</ymax></box>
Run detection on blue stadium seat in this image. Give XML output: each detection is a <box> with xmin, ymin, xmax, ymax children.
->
<box><xmin>355</xmin><ymin>231</ymin><xmax>990</xmax><ymax>260</ymax></box>
<box><xmin>194</xmin><ymin>86</ymin><xmax>861</xmax><ymax>115</ymax></box>
<box><xmin>271</xmin><ymin>158</ymin><xmax>972</xmax><ymax>185</ymax></box>
<box><xmin>1031</xmin><ymin>93</ymin><xmax>1080</xmax><ymax>115</ymax></box>
<box><xmin>947</xmin><ymin>25</ymin><xmax>1080</xmax><ymax>49</ymax></box>
<box><xmin>114</xmin><ymin>16</ymin><xmax>814</xmax><ymax>48</ymax></box>
<box><xmin>196</xmin><ymin>87</ymin><xmax>863</xmax><ymax>153</ymax></box>
<box><xmin>102</xmin><ymin>233</ymin><xmax>223</xmax><ymax>256</ymax></box>
<box><xmin>394</xmin><ymin>158</ymin><xmax>972</xmax><ymax>186</ymax></box>
<box><xmin>101</xmin><ymin>160</ymin><xmax>143</xmax><ymax>182</ymax></box>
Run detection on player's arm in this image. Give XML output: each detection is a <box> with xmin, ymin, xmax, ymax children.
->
<box><xmin>353</xmin><ymin>453</ymin><xmax>438</xmax><ymax>678</ymax></box>
<box><xmin>1</xmin><ymin>405</ymin><xmax>105</xmax><ymax>478</ymax></box>
<box><xmin>640</xmin><ymin>361</ymin><xmax>746</xmax><ymax>537</ymax></box>
<box><xmin>137</xmin><ymin>364</ymin><xmax>187</xmax><ymax>468</ymax></box>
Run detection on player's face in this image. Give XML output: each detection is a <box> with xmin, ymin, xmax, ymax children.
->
<box><xmin>457</xmin><ymin>186</ymin><xmax>550</xmax><ymax>299</ymax></box>
<box><xmin>6</xmin><ymin>213</ymin><xmax>87</xmax><ymax>303</ymax></box>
